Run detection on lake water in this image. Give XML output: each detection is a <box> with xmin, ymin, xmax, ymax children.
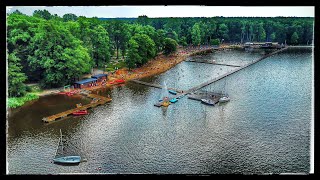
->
<box><xmin>7</xmin><ymin>47</ymin><xmax>313</xmax><ymax>174</ymax></box>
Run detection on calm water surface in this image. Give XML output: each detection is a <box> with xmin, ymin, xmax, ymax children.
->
<box><xmin>7</xmin><ymin>48</ymin><xmax>312</xmax><ymax>174</ymax></box>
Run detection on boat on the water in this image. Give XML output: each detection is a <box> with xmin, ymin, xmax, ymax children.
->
<box><xmin>72</xmin><ymin>110</ymin><xmax>88</xmax><ymax>116</ymax></box>
<box><xmin>53</xmin><ymin>156</ymin><xmax>82</xmax><ymax>164</ymax></box>
<box><xmin>168</xmin><ymin>90</ymin><xmax>177</xmax><ymax>95</ymax></box>
<box><xmin>219</xmin><ymin>96</ymin><xmax>230</xmax><ymax>103</ymax></box>
<box><xmin>53</xmin><ymin>129</ymin><xmax>81</xmax><ymax>165</ymax></box>
<box><xmin>162</xmin><ymin>101</ymin><xmax>171</xmax><ymax>107</ymax></box>
<box><xmin>201</xmin><ymin>99</ymin><xmax>215</xmax><ymax>106</ymax></box>
<box><xmin>169</xmin><ymin>98</ymin><xmax>178</xmax><ymax>103</ymax></box>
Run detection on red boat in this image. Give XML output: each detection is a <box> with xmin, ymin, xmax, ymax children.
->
<box><xmin>72</xmin><ymin>110</ymin><xmax>88</xmax><ymax>116</ymax></box>
<box><xmin>115</xmin><ymin>79</ymin><xmax>125</xmax><ymax>83</ymax></box>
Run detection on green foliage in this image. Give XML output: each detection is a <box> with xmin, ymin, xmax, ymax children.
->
<box><xmin>179</xmin><ymin>36</ymin><xmax>188</xmax><ymax>47</ymax></box>
<box><xmin>126</xmin><ymin>34</ymin><xmax>156</xmax><ymax>69</ymax></box>
<box><xmin>33</xmin><ymin>9</ymin><xmax>53</xmax><ymax>20</ymax></box>
<box><xmin>8</xmin><ymin>52</ymin><xmax>27</xmax><ymax>97</ymax></box>
<box><xmin>210</xmin><ymin>38</ymin><xmax>220</xmax><ymax>46</ymax></box>
<box><xmin>8</xmin><ymin>93</ymin><xmax>39</xmax><ymax>108</ymax></box>
<box><xmin>291</xmin><ymin>32</ymin><xmax>299</xmax><ymax>45</ymax></box>
<box><xmin>218</xmin><ymin>23</ymin><xmax>229</xmax><ymax>41</ymax></box>
<box><xmin>191</xmin><ymin>23</ymin><xmax>201</xmax><ymax>46</ymax></box>
<box><xmin>28</xmin><ymin>20</ymin><xmax>92</xmax><ymax>88</ymax></box>
<box><xmin>91</xmin><ymin>25</ymin><xmax>111</xmax><ymax>67</ymax></box>
<box><xmin>63</xmin><ymin>13</ymin><xmax>78</xmax><ymax>22</ymax></box>
<box><xmin>163</xmin><ymin>38</ymin><xmax>178</xmax><ymax>56</ymax></box>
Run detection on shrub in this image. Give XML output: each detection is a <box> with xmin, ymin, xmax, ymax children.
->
<box><xmin>8</xmin><ymin>93</ymin><xmax>39</xmax><ymax>108</ymax></box>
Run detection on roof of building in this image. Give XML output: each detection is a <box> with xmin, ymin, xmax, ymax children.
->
<box><xmin>74</xmin><ymin>78</ymin><xmax>97</xmax><ymax>85</ymax></box>
<box><xmin>91</xmin><ymin>74</ymin><xmax>108</xmax><ymax>79</ymax></box>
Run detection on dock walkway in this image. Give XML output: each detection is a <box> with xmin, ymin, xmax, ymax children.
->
<box><xmin>42</xmin><ymin>94</ymin><xmax>111</xmax><ymax>123</ymax></box>
<box><xmin>186</xmin><ymin>59</ymin><xmax>241</xmax><ymax>67</ymax></box>
<box><xmin>132</xmin><ymin>47</ymin><xmax>287</xmax><ymax>107</ymax></box>
<box><xmin>131</xmin><ymin>80</ymin><xmax>183</xmax><ymax>93</ymax></box>
<box><xmin>185</xmin><ymin>47</ymin><xmax>288</xmax><ymax>94</ymax></box>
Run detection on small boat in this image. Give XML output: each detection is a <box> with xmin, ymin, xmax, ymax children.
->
<box><xmin>72</xmin><ymin>110</ymin><xmax>88</xmax><ymax>116</ymax></box>
<box><xmin>169</xmin><ymin>98</ymin><xmax>178</xmax><ymax>103</ymax></box>
<box><xmin>162</xmin><ymin>101</ymin><xmax>171</xmax><ymax>107</ymax></box>
<box><xmin>219</xmin><ymin>96</ymin><xmax>230</xmax><ymax>103</ymax></box>
<box><xmin>201</xmin><ymin>99</ymin><xmax>215</xmax><ymax>106</ymax></box>
<box><xmin>53</xmin><ymin>129</ymin><xmax>81</xmax><ymax>165</ymax></box>
<box><xmin>53</xmin><ymin>156</ymin><xmax>81</xmax><ymax>164</ymax></box>
<box><xmin>115</xmin><ymin>79</ymin><xmax>125</xmax><ymax>83</ymax></box>
<box><xmin>168</xmin><ymin>90</ymin><xmax>177</xmax><ymax>95</ymax></box>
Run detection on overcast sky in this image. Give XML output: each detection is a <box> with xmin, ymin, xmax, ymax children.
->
<box><xmin>6</xmin><ymin>6</ymin><xmax>314</xmax><ymax>18</ymax></box>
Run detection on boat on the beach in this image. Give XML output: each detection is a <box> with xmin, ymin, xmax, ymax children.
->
<box><xmin>53</xmin><ymin>129</ymin><xmax>81</xmax><ymax>165</ymax></box>
<box><xmin>115</xmin><ymin>79</ymin><xmax>125</xmax><ymax>83</ymax></box>
<box><xmin>201</xmin><ymin>99</ymin><xmax>215</xmax><ymax>106</ymax></box>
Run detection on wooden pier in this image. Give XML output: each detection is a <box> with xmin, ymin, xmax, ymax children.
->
<box><xmin>186</xmin><ymin>59</ymin><xmax>241</xmax><ymax>67</ymax></box>
<box><xmin>131</xmin><ymin>80</ymin><xmax>183</xmax><ymax>93</ymax></box>
<box><xmin>213</xmin><ymin>62</ymin><xmax>241</xmax><ymax>67</ymax></box>
<box><xmin>42</xmin><ymin>94</ymin><xmax>112</xmax><ymax>123</ymax></box>
<box><xmin>134</xmin><ymin>47</ymin><xmax>287</xmax><ymax>107</ymax></box>
<box><xmin>185</xmin><ymin>47</ymin><xmax>288</xmax><ymax>94</ymax></box>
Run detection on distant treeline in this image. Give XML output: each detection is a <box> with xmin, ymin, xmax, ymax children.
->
<box><xmin>7</xmin><ymin>10</ymin><xmax>314</xmax><ymax>98</ymax></box>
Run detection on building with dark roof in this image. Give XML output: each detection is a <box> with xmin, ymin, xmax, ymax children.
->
<box><xmin>91</xmin><ymin>73</ymin><xmax>108</xmax><ymax>84</ymax></box>
<box><xmin>74</xmin><ymin>78</ymin><xmax>98</xmax><ymax>89</ymax></box>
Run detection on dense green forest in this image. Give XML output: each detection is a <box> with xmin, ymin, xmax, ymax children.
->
<box><xmin>7</xmin><ymin>9</ymin><xmax>314</xmax><ymax>99</ymax></box>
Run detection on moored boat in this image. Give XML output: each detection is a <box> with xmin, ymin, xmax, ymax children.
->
<box><xmin>72</xmin><ymin>110</ymin><xmax>88</xmax><ymax>116</ymax></box>
<box><xmin>53</xmin><ymin>156</ymin><xmax>81</xmax><ymax>164</ymax></box>
<box><xmin>169</xmin><ymin>98</ymin><xmax>178</xmax><ymax>103</ymax></box>
<box><xmin>168</xmin><ymin>90</ymin><xmax>177</xmax><ymax>95</ymax></box>
<box><xmin>219</xmin><ymin>96</ymin><xmax>230</xmax><ymax>103</ymax></box>
<box><xmin>201</xmin><ymin>99</ymin><xmax>215</xmax><ymax>106</ymax></box>
<box><xmin>53</xmin><ymin>129</ymin><xmax>82</xmax><ymax>165</ymax></box>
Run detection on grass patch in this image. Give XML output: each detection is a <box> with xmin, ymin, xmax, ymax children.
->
<box><xmin>105</xmin><ymin>61</ymin><xmax>127</xmax><ymax>72</ymax></box>
<box><xmin>8</xmin><ymin>93</ymin><xmax>39</xmax><ymax>108</ymax></box>
<box><xmin>30</xmin><ymin>84</ymin><xmax>43</xmax><ymax>93</ymax></box>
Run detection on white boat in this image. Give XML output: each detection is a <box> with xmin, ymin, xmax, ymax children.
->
<box><xmin>219</xmin><ymin>96</ymin><xmax>230</xmax><ymax>103</ymax></box>
<box><xmin>219</xmin><ymin>79</ymin><xmax>230</xmax><ymax>103</ymax></box>
<box><xmin>53</xmin><ymin>129</ymin><xmax>81</xmax><ymax>165</ymax></box>
<box><xmin>201</xmin><ymin>99</ymin><xmax>215</xmax><ymax>106</ymax></box>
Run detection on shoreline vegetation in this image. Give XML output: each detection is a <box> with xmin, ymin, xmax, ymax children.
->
<box><xmin>7</xmin><ymin>44</ymin><xmax>309</xmax><ymax>109</ymax></box>
<box><xmin>7</xmin><ymin>45</ymin><xmax>215</xmax><ymax>109</ymax></box>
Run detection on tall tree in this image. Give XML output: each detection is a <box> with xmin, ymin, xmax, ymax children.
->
<box><xmin>8</xmin><ymin>52</ymin><xmax>27</xmax><ymax>97</ymax></box>
<box><xmin>191</xmin><ymin>23</ymin><xmax>201</xmax><ymax>46</ymax></box>
<box><xmin>63</xmin><ymin>13</ymin><xmax>78</xmax><ymax>22</ymax></box>
<box><xmin>291</xmin><ymin>32</ymin><xmax>299</xmax><ymax>45</ymax></box>
<box><xmin>126</xmin><ymin>34</ymin><xmax>156</xmax><ymax>68</ymax></box>
<box><xmin>33</xmin><ymin>9</ymin><xmax>53</xmax><ymax>20</ymax></box>
<box><xmin>163</xmin><ymin>38</ymin><xmax>178</xmax><ymax>56</ymax></box>
<box><xmin>218</xmin><ymin>23</ymin><xmax>229</xmax><ymax>42</ymax></box>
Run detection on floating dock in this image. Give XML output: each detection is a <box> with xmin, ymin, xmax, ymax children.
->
<box><xmin>42</xmin><ymin>94</ymin><xmax>111</xmax><ymax>123</ymax></box>
<box><xmin>187</xmin><ymin>91</ymin><xmax>225</xmax><ymax>104</ymax></box>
